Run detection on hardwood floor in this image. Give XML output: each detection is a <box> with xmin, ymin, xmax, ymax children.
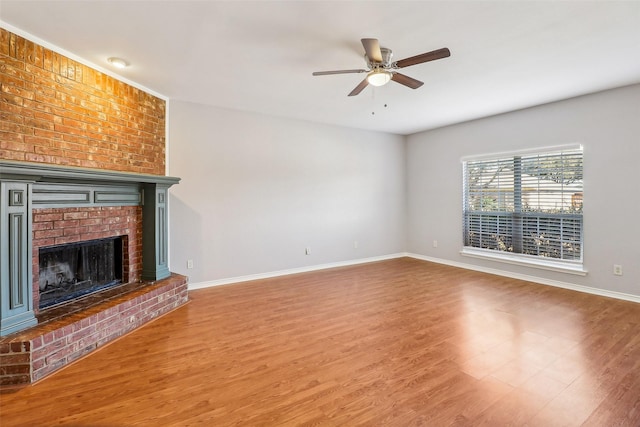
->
<box><xmin>1</xmin><ymin>257</ymin><xmax>639</xmax><ymax>426</ymax></box>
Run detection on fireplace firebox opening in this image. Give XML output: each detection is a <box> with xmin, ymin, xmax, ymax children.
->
<box><xmin>38</xmin><ymin>237</ymin><xmax>125</xmax><ymax>310</ymax></box>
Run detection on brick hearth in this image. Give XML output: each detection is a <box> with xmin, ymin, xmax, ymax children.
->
<box><xmin>0</xmin><ymin>274</ymin><xmax>188</xmax><ymax>387</ymax></box>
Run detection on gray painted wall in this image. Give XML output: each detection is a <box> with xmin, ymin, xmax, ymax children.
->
<box><xmin>407</xmin><ymin>84</ymin><xmax>640</xmax><ymax>297</ymax></box>
<box><xmin>168</xmin><ymin>102</ymin><xmax>406</xmax><ymax>284</ymax></box>
<box><xmin>168</xmin><ymin>84</ymin><xmax>639</xmax><ymax>298</ymax></box>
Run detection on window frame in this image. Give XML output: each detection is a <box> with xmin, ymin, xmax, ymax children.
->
<box><xmin>460</xmin><ymin>144</ymin><xmax>586</xmax><ymax>275</ymax></box>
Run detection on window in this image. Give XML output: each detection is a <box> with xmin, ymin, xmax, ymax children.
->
<box><xmin>462</xmin><ymin>145</ymin><xmax>584</xmax><ymax>273</ymax></box>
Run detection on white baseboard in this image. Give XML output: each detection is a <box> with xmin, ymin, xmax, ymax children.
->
<box><xmin>188</xmin><ymin>252</ymin><xmax>640</xmax><ymax>304</ymax></box>
<box><xmin>187</xmin><ymin>253</ymin><xmax>408</xmax><ymax>291</ymax></box>
<box><xmin>406</xmin><ymin>253</ymin><xmax>640</xmax><ymax>304</ymax></box>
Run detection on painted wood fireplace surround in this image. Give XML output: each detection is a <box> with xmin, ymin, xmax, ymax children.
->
<box><xmin>1</xmin><ymin>160</ymin><xmax>181</xmax><ymax>333</ymax></box>
<box><xmin>0</xmin><ymin>28</ymin><xmax>188</xmax><ymax>386</ymax></box>
<box><xmin>0</xmin><ymin>162</ymin><xmax>188</xmax><ymax>387</ymax></box>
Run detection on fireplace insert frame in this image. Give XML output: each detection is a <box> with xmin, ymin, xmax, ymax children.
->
<box><xmin>38</xmin><ymin>236</ymin><xmax>125</xmax><ymax>310</ymax></box>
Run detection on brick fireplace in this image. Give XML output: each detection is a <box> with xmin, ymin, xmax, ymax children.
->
<box><xmin>0</xmin><ymin>29</ymin><xmax>188</xmax><ymax>386</ymax></box>
<box><xmin>0</xmin><ymin>163</ymin><xmax>187</xmax><ymax>387</ymax></box>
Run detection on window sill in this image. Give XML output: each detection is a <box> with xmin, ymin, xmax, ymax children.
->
<box><xmin>460</xmin><ymin>247</ymin><xmax>588</xmax><ymax>276</ymax></box>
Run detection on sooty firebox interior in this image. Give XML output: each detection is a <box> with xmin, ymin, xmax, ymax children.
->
<box><xmin>38</xmin><ymin>237</ymin><xmax>124</xmax><ymax>310</ymax></box>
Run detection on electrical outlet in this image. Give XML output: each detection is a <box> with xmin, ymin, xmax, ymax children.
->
<box><xmin>433</xmin><ymin>240</ymin><xmax>438</xmax><ymax>248</ymax></box>
<box><xmin>187</xmin><ymin>259</ymin><xmax>194</xmax><ymax>269</ymax></box>
<box><xmin>354</xmin><ymin>241</ymin><xmax>358</xmax><ymax>249</ymax></box>
<box><xmin>305</xmin><ymin>247</ymin><xmax>311</xmax><ymax>255</ymax></box>
<box><xmin>613</xmin><ymin>264</ymin><xmax>623</xmax><ymax>276</ymax></box>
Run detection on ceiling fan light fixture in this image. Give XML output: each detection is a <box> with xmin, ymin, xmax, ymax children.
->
<box><xmin>312</xmin><ymin>38</ymin><xmax>448</xmax><ymax>96</ymax></box>
<box><xmin>367</xmin><ymin>69</ymin><xmax>392</xmax><ymax>87</ymax></box>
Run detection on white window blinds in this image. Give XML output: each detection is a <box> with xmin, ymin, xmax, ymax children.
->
<box><xmin>462</xmin><ymin>146</ymin><xmax>583</xmax><ymax>264</ymax></box>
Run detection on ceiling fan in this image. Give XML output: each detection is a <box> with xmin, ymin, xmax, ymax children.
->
<box><xmin>312</xmin><ymin>38</ymin><xmax>450</xmax><ymax>96</ymax></box>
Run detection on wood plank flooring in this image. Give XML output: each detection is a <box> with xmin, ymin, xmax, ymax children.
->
<box><xmin>1</xmin><ymin>257</ymin><xmax>639</xmax><ymax>426</ymax></box>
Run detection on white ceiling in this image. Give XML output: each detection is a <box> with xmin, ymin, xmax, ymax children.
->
<box><xmin>2</xmin><ymin>1</ymin><xmax>639</xmax><ymax>135</ymax></box>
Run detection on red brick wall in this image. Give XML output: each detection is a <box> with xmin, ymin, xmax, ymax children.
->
<box><xmin>0</xmin><ymin>28</ymin><xmax>166</xmax><ymax>175</ymax></box>
<box><xmin>32</xmin><ymin>206</ymin><xmax>143</xmax><ymax>312</ymax></box>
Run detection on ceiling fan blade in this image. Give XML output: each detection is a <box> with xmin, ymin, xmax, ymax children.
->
<box><xmin>391</xmin><ymin>73</ymin><xmax>424</xmax><ymax>89</ymax></box>
<box><xmin>348</xmin><ymin>79</ymin><xmax>369</xmax><ymax>96</ymax></box>
<box><xmin>312</xmin><ymin>69</ymin><xmax>367</xmax><ymax>76</ymax></box>
<box><xmin>361</xmin><ymin>38</ymin><xmax>383</xmax><ymax>63</ymax></box>
<box><xmin>395</xmin><ymin>47</ymin><xmax>451</xmax><ymax>69</ymax></box>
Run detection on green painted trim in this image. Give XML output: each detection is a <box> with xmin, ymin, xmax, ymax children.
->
<box><xmin>141</xmin><ymin>183</ymin><xmax>171</xmax><ymax>281</ymax></box>
<box><xmin>32</xmin><ymin>183</ymin><xmax>142</xmax><ymax>208</ymax></box>
<box><xmin>0</xmin><ymin>160</ymin><xmax>180</xmax><ymax>186</ymax></box>
<box><xmin>0</xmin><ymin>181</ymin><xmax>36</xmax><ymax>337</ymax></box>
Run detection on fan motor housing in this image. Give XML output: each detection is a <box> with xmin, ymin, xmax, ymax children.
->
<box><xmin>366</xmin><ymin>47</ymin><xmax>393</xmax><ymax>68</ymax></box>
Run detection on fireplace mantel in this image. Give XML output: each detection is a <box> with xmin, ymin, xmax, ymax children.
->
<box><xmin>0</xmin><ymin>160</ymin><xmax>180</xmax><ymax>336</ymax></box>
<box><xmin>0</xmin><ymin>159</ymin><xmax>180</xmax><ymax>186</ymax></box>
